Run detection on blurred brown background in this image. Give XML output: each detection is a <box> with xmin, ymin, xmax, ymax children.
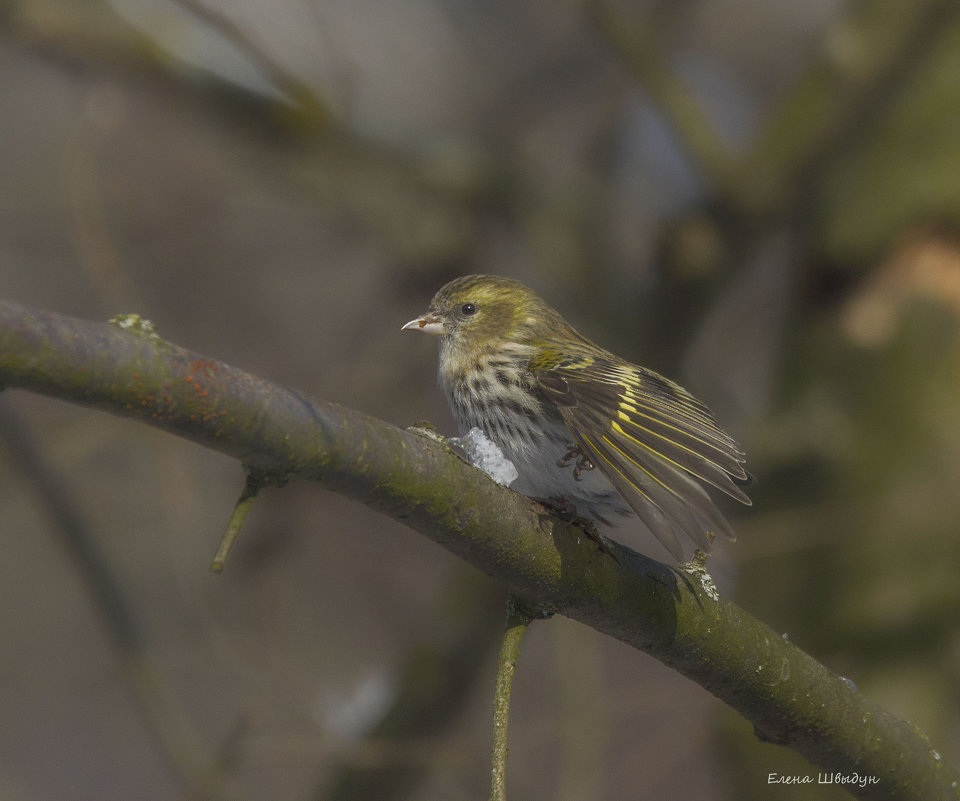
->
<box><xmin>2</xmin><ymin>1</ymin><xmax>960</xmax><ymax>799</ymax></box>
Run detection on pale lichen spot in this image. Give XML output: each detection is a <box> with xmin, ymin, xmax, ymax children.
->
<box><xmin>406</xmin><ymin>424</ymin><xmax>447</xmax><ymax>444</ymax></box>
<box><xmin>109</xmin><ymin>313</ymin><xmax>160</xmax><ymax>342</ymax></box>
<box><xmin>681</xmin><ymin>560</ymin><xmax>719</xmax><ymax>601</ymax></box>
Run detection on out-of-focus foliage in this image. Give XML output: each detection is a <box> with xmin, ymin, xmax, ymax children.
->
<box><xmin>819</xmin><ymin>18</ymin><xmax>960</xmax><ymax>263</ymax></box>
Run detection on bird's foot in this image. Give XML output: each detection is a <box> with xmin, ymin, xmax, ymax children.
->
<box><xmin>557</xmin><ymin>444</ymin><xmax>595</xmax><ymax>481</ymax></box>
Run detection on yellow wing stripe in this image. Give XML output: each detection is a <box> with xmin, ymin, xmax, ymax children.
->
<box><xmin>601</xmin><ymin>432</ymin><xmax>682</xmax><ymax>497</ymax></box>
<box><xmin>579</xmin><ymin>432</ymin><xmax>661</xmax><ymax>507</ymax></box>
<box><xmin>611</xmin><ymin>417</ymin><xmax>704</xmax><ymax>476</ymax></box>
<box><xmin>615</xmin><ymin>365</ymin><xmax>716</xmax><ymax>415</ymax></box>
<box><xmin>616</xmin><ymin>397</ymin><xmax>715</xmax><ymax>443</ymax></box>
<box><xmin>527</xmin><ymin>351</ymin><xmax>597</xmax><ymax>372</ymax></box>
<box><xmin>618</xmin><ymin>382</ymin><xmax>726</xmax><ymax>436</ymax></box>
<box><xmin>614</xmin><ymin>401</ymin><xmax>738</xmax><ymax>464</ymax></box>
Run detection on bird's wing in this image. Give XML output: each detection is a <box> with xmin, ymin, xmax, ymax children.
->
<box><xmin>530</xmin><ymin>350</ymin><xmax>750</xmax><ymax>559</ymax></box>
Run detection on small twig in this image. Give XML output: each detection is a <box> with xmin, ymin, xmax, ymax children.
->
<box><xmin>489</xmin><ymin>596</ymin><xmax>540</xmax><ymax>801</ymax></box>
<box><xmin>210</xmin><ymin>467</ymin><xmax>271</xmax><ymax>573</ymax></box>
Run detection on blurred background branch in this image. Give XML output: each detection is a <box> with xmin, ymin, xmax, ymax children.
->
<box><xmin>0</xmin><ymin>401</ymin><xmax>232</xmax><ymax>799</ymax></box>
<box><xmin>167</xmin><ymin>0</ymin><xmax>334</xmax><ymax>128</ymax></box>
<box><xmin>583</xmin><ymin>0</ymin><xmax>737</xmax><ymax>193</ymax></box>
<box><xmin>735</xmin><ymin>0</ymin><xmax>960</xmax><ymax>221</ymax></box>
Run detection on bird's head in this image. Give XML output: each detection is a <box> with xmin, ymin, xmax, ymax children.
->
<box><xmin>402</xmin><ymin>275</ymin><xmax>567</xmax><ymax>364</ymax></box>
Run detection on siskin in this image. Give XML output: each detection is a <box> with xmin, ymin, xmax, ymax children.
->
<box><xmin>402</xmin><ymin>274</ymin><xmax>751</xmax><ymax>561</ymax></box>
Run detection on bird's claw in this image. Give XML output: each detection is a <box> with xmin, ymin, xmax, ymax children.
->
<box><xmin>557</xmin><ymin>445</ymin><xmax>595</xmax><ymax>481</ymax></box>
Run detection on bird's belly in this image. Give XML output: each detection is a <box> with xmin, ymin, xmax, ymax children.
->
<box><xmin>464</xmin><ymin>409</ymin><xmax>630</xmax><ymax>524</ymax></box>
<box><xmin>508</xmin><ymin>442</ymin><xmax>630</xmax><ymax>521</ymax></box>
<box><xmin>447</xmin><ymin>368</ymin><xmax>631</xmax><ymax>523</ymax></box>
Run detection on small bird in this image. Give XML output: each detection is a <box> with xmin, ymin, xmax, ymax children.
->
<box><xmin>402</xmin><ymin>274</ymin><xmax>751</xmax><ymax>561</ymax></box>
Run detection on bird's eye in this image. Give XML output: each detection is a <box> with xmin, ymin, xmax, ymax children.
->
<box><xmin>460</xmin><ymin>302</ymin><xmax>477</xmax><ymax>316</ymax></box>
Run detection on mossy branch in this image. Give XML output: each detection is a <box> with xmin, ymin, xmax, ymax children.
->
<box><xmin>1</xmin><ymin>298</ymin><xmax>956</xmax><ymax>801</ymax></box>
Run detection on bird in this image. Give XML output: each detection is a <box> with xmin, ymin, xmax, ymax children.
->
<box><xmin>402</xmin><ymin>274</ymin><xmax>751</xmax><ymax>561</ymax></box>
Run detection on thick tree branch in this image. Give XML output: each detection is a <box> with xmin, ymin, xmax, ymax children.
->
<box><xmin>0</xmin><ymin>298</ymin><xmax>956</xmax><ymax>801</ymax></box>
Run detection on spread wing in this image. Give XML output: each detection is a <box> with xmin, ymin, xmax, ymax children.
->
<box><xmin>532</xmin><ymin>352</ymin><xmax>751</xmax><ymax>560</ymax></box>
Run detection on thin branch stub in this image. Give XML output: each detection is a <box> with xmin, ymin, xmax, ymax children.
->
<box><xmin>209</xmin><ymin>467</ymin><xmax>273</xmax><ymax>573</ymax></box>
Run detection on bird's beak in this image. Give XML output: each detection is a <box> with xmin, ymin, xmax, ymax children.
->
<box><xmin>401</xmin><ymin>312</ymin><xmax>446</xmax><ymax>337</ymax></box>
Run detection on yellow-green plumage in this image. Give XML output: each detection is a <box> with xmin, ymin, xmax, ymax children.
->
<box><xmin>402</xmin><ymin>274</ymin><xmax>751</xmax><ymax>561</ymax></box>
